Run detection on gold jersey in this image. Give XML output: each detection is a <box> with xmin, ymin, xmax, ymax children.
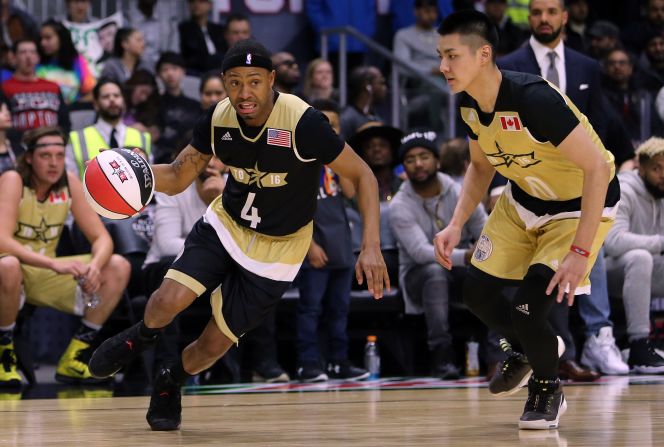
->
<box><xmin>14</xmin><ymin>185</ymin><xmax>70</xmax><ymax>257</ymax></box>
<box><xmin>459</xmin><ymin>70</ymin><xmax>620</xmax><ymax>216</ymax></box>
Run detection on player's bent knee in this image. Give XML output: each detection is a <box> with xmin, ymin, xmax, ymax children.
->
<box><xmin>149</xmin><ymin>279</ymin><xmax>197</xmax><ymax>312</ymax></box>
<box><xmin>0</xmin><ymin>256</ymin><xmax>22</xmax><ymax>285</ymax></box>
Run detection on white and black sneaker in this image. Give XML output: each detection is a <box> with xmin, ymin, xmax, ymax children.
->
<box><xmin>326</xmin><ymin>361</ymin><xmax>370</xmax><ymax>381</ymax></box>
<box><xmin>518</xmin><ymin>377</ymin><xmax>567</xmax><ymax>430</ymax></box>
<box><xmin>297</xmin><ymin>364</ymin><xmax>328</xmax><ymax>383</ymax></box>
<box><xmin>628</xmin><ymin>338</ymin><xmax>664</xmax><ymax>374</ymax></box>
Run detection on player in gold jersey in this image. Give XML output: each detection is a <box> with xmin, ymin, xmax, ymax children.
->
<box><xmin>0</xmin><ymin>127</ymin><xmax>130</xmax><ymax>387</ymax></box>
<box><xmin>433</xmin><ymin>11</ymin><xmax>618</xmax><ymax>430</ymax></box>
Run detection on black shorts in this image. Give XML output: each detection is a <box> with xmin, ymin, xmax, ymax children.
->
<box><xmin>165</xmin><ymin>218</ymin><xmax>292</xmax><ymax>342</ymax></box>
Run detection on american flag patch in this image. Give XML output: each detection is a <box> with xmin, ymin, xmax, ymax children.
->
<box><xmin>267</xmin><ymin>128</ymin><xmax>291</xmax><ymax>148</ymax></box>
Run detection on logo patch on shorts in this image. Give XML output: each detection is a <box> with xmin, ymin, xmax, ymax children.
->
<box><xmin>473</xmin><ymin>235</ymin><xmax>493</xmax><ymax>262</ymax></box>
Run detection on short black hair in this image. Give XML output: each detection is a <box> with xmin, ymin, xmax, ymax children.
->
<box><xmin>92</xmin><ymin>78</ymin><xmax>122</xmax><ymax>101</ymax></box>
<box><xmin>226</xmin><ymin>12</ymin><xmax>250</xmax><ymax>26</ymax></box>
<box><xmin>437</xmin><ymin>10</ymin><xmax>499</xmax><ymax>62</ymax></box>
<box><xmin>415</xmin><ymin>0</ymin><xmax>438</xmax><ymax>7</ymax></box>
<box><xmin>222</xmin><ymin>38</ymin><xmax>272</xmax><ymax>73</ymax></box>
<box><xmin>12</xmin><ymin>38</ymin><xmax>37</xmax><ymax>54</ymax></box>
<box><xmin>156</xmin><ymin>51</ymin><xmax>186</xmax><ymax>71</ymax></box>
<box><xmin>311</xmin><ymin>98</ymin><xmax>340</xmax><ymax>115</ymax></box>
<box><xmin>199</xmin><ymin>70</ymin><xmax>223</xmax><ymax>93</ymax></box>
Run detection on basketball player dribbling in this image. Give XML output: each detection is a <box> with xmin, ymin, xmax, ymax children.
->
<box><xmin>88</xmin><ymin>39</ymin><xmax>389</xmax><ymax>431</ymax></box>
<box><xmin>433</xmin><ymin>11</ymin><xmax>619</xmax><ymax>429</ymax></box>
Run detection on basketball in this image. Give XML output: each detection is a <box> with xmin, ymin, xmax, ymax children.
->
<box><xmin>83</xmin><ymin>148</ymin><xmax>155</xmax><ymax>220</ymax></box>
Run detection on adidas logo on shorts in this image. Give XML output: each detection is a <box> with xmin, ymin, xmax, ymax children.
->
<box><xmin>516</xmin><ymin>304</ymin><xmax>530</xmax><ymax>315</ymax></box>
<box><xmin>221</xmin><ymin>132</ymin><xmax>232</xmax><ymax>141</ymax></box>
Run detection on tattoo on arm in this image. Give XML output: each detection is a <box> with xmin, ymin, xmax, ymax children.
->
<box><xmin>173</xmin><ymin>148</ymin><xmax>211</xmax><ymax>177</ymax></box>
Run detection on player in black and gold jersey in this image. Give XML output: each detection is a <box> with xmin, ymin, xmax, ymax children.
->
<box><xmin>89</xmin><ymin>39</ymin><xmax>389</xmax><ymax>431</ymax></box>
<box><xmin>0</xmin><ymin>127</ymin><xmax>130</xmax><ymax>387</ymax></box>
<box><xmin>433</xmin><ymin>11</ymin><xmax>618</xmax><ymax>430</ymax></box>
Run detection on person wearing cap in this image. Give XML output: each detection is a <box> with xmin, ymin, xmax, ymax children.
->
<box><xmin>564</xmin><ymin>0</ymin><xmax>590</xmax><ymax>53</ymax></box>
<box><xmin>154</xmin><ymin>51</ymin><xmax>200</xmax><ymax>164</ymax></box>
<box><xmin>587</xmin><ymin>21</ymin><xmax>621</xmax><ymax>61</ymax></box>
<box><xmin>484</xmin><ymin>0</ymin><xmax>526</xmax><ymax>56</ymax></box>
<box><xmin>88</xmin><ymin>38</ymin><xmax>389</xmax><ymax>431</ymax></box>
<box><xmin>390</xmin><ymin>129</ymin><xmax>487</xmax><ymax>379</ymax></box>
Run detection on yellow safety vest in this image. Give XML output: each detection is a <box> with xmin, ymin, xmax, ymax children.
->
<box><xmin>507</xmin><ymin>0</ymin><xmax>530</xmax><ymax>29</ymax></box>
<box><xmin>69</xmin><ymin>125</ymin><xmax>151</xmax><ymax>179</ymax></box>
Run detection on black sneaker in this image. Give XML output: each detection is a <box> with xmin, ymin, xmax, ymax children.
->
<box><xmin>518</xmin><ymin>377</ymin><xmax>567</xmax><ymax>430</ymax></box>
<box><xmin>628</xmin><ymin>338</ymin><xmax>664</xmax><ymax>374</ymax></box>
<box><xmin>326</xmin><ymin>361</ymin><xmax>370</xmax><ymax>381</ymax></box>
<box><xmin>252</xmin><ymin>363</ymin><xmax>290</xmax><ymax>383</ymax></box>
<box><xmin>489</xmin><ymin>336</ymin><xmax>564</xmax><ymax>397</ymax></box>
<box><xmin>297</xmin><ymin>363</ymin><xmax>328</xmax><ymax>383</ymax></box>
<box><xmin>146</xmin><ymin>367</ymin><xmax>182</xmax><ymax>431</ymax></box>
<box><xmin>89</xmin><ymin>321</ymin><xmax>159</xmax><ymax>379</ymax></box>
<box><xmin>430</xmin><ymin>344</ymin><xmax>460</xmax><ymax>380</ymax></box>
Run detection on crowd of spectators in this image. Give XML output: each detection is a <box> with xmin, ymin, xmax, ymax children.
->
<box><xmin>3</xmin><ymin>0</ymin><xmax>664</xmax><ymax>389</ymax></box>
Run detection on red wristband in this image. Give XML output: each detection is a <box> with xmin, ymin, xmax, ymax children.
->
<box><xmin>570</xmin><ymin>245</ymin><xmax>590</xmax><ymax>258</ymax></box>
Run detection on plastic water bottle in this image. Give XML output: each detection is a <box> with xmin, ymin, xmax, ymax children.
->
<box><xmin>466</xmin><ymin>339</ymin><xmax>480</xmax><ymax>377</ymax></box>
<box><xmin>364</xmin><ymin>335</ymin><xmax>381</xmax><ymax>380</ymax></box>
<box><xmin>79</xmin><ymin>278</ymin><xmax>100</xmax><ymax>309</ymax></box>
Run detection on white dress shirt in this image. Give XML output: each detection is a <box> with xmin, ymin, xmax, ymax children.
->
<box><xmin>529</xmin><ymin>35</ymin><xmax>566</xmax><ymax>94</ymax></box>
<box><xmin>95</xmin><ymin>119</ymin><xmax>127</xmax><ymax>149</ymax></box>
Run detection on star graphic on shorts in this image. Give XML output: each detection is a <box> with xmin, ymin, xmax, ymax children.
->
<box><xmin>486</xmin><ymin>141</ymin><xmax>541</xmax><ymax>168</ymax></box>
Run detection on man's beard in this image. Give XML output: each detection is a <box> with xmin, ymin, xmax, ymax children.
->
<box><xmin>643</xmin><ymin>176</ymin><xmax>664</xmax><ymax>199</ymax></box>
<box><xmin>409</xmin><ymin>170</ymin><xmax>438</xmax><ymax>187</ymax></box>
<box><xmin>99</xmin><ymin>108</ymin><xmax>122</xmax><ymax>121</ymax></box>
<box><xmin>533</xmin><ymin>25</ymin><xmax>563</xmax><ymax>44</ymax></box>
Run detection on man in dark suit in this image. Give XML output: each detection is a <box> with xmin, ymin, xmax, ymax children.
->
<box><xmin>178</xmin><ymin>0</ymin><xmax>226</xmax><ymax>74</ymax></box>
<box><xmin>498</xmin><ymin>0</ymin><xmax>625</xmax><ymax>381</ymax></box>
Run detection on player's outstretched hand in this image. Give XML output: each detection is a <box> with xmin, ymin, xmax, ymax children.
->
<box><xmin>434</xmin><ymin>225</ymin><xmax>462</xmax><ymax>270</ymax></box>
<box><xmin>355</xmin><ymin>244</ymin><xmax>390</xmax><ymax>299</ymax></box>
<box><xmin>546</xmin><ymin>251</ymin><xmax>588</xmax><ymax>306</ymax></box>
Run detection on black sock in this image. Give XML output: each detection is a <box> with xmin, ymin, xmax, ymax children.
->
<box><xmin>74</xmin><ymin>322</ymin><xmax>100</xmax><ymax>344</ymax></box>
<box><xmin>0</xmin><ymin>329</ymin><xmax>13</xmax><ymax>345</ymax></box>
<box><xmin>169</xmin><ymin>358</ymin><xmax>192</xmax><ymax>385</ymax></box>
<box><xmin>139</xmin><ymin>320</ymin><xmax>163</xmax><ymax>339</ymax></box>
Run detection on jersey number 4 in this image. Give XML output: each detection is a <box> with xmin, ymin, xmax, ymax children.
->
<box><xmin>241</xmin><ymin>192</ymin><xmax>262</xmax><ymax>228</ymax></box>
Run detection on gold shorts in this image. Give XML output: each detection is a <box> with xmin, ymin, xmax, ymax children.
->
<box><xmin>470</xmin><ymin>189</ymin><xmax>614</xmax><ymax>294</ymax></box>
<box><xmin>21</xmin><ymin>254</ymin><xmax>92</xmax><ymax>316</ymax></box>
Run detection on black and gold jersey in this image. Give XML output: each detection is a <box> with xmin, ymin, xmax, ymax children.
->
<box><xmin>459</xmin><ymin>70</ymin><xmax>619</xmax><ymax>216</ymax></box>
<box><xmin>191</xmin><ymin>92</ymin><xmax>344</xmax><ymax>237</ymax></box>
<box><xmin>14</xmin><ymin>185</ymin><xmax>70</xmax><ymax>257</ymax></box>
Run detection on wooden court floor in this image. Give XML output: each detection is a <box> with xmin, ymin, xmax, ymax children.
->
<box><xmin>1</xmin><ymin>380</ymin><xmax>663</xmax><ymax>446</ymax></box>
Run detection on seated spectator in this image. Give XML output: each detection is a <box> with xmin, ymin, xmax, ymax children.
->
<box><xmin>622</xmin><ymin>0</ymin><xmax>664</xmax><ymax>54</ymax></box>
<box><xmin>295</xmin><ymin>99</ymin><xmax>368</xmax><ymax>383</ymax></box>
<box><xmin>154</xmin><ymin>52</ymin><xmax>200</xmax><ymax>164</ymax></box>
<box><xmin>58</xmin><ymin>0</ymin><xmax>97</xmax><ymax>23</ymax></box>
<box><xmin>604</xmin><ymin>137</ymin><xmax>664</xmax><ymax>374</ymax></box>
<box><xmin>0</xmin><ymin>126</ymin><xmax>130</xmax><ymax>386</ymax></box>
<box><xmin>587</xmin><ymin>21</ymin><xmax>621</xmax><ymax>61</ymax></box>
<box><xmin>390</xmin><ymin>129</ymin><xmax>487</xmax><ymax>379</ymax></box>
<box><xmin>485</xmin><ymin>0</ymin><xmax>526</xmax><ymax>56</ymax></box>
<box><xmin>0</xmin><ymin>0</ymin><xmax>38</xmax><ymax>49</ymax></box>
<box><xmin>638</xmin><ymin>31</ymin><xmax>664</xmax><ymax>95</ymax></box>
<box><xmin>122</xmin><ymin>69</ymin><xmax>160</xmax><ymax>142</ymax></box>
<box><xmin>303</xmin><ymin>58</ymin><xmax>336</xmax><ymax>103</ymax></box>
<box><xmin>66</xmin><ymin>78</ymin><xmax>152</xmax><ymax>178</ymax></box>
<box><xmin>128</xmin><ymin>0</ymin><xmax>179</xmax><ymax>71</ymax></box>
<box><xmin>143</xmin><ymin>148</ymin><xmax>225</xmax><ymax>373</ymax></box>
<box><xmin>602</xmin><ymin>48</ymin><xmax>651</xmax><ymax>143</ymax></box>
<box><xmin>37</xmin><ymin>19</ymin><xmax>96</xmax><ymax>105</ymax></box>
<box><xmin>340</xmin><ymin>66</ymin><xmax>386</xmax><ymax>140</ymax></box>
<box><xmin>199</xmin><ymin>70</ymin><xmax>227</xmax><ymax>110</ymax></box>
<box><xmin>223</xmin><ymin>13</ymin><xmax>252</xmax><ymax>50</ymax></box>
<box><xmin>0</xmin><ymin>94</ymin><xmax>21</xmax><ymax>175</ymax></box>
<box><xmin>565</xmin><ymin>0</ymin><xmax>590</xmax><ymax>53</ymax></box>
<box><xmin>100</xmin><ymin>27</ymin><xmax>151</xmax><ymax>85</ymax></box>
<box><xmin>179</xmin><ymin>0</ymin><xmax>225</xmax><ymax>74</ymax></box>
<box><xmin>272</xmin><ymin>52</ymin><xmax>301</xmax><ymax>95</ymax></box>
<box><xmin>2</xmin><ymin>38</ymin><xmax>70</xmax><ymax>134</ymax></box>
<box><xmin>439</xmin><ymin>137</ymin><xmax>469</xmax><ymax>185</ymax></box>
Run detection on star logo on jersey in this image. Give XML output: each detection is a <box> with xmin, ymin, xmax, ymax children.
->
<box><xmin>109</xmin><ymin>160</ymin><xmax>128</xmax><ymax>183</ymax></box>
<box><xmin>245</xmin><ymin>164</ymin><xmax>268</xmax><ymax>187</ymax></box>
<box><xmin>486</xmin><ymin>141</ymin><xmax>541</xmax><ymax>168</ymax></box>
<box><xmin>15</xmin><ymin>218</ymin><xmax>60</xmax><ymax>243</ymax></box>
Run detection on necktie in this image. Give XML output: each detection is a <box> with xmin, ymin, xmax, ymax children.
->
<box><xmin>546</xmin><ymin>51</ymin><xmax>559</xmax><ymax>87</ymax></box>
<box><xmin>109</xmin><ymin>128</ymin><xmax>118</xmax><ymax>148</ymax></box>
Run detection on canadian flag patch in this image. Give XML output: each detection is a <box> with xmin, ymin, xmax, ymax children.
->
<box><xmin>500</xmin><ymin>115</ymin><xmax>521</xmax><ymax>131</ymax></box>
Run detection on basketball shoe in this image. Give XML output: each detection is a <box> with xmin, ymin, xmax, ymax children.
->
<box><xmin>89</xmin><ymin>321</ymin><xmax>159</xmax><ymax>378</ymax></box>
<box><xmin>56</xmin><ymin>338</ymin><xmax>109</xmax><ymax>385</ymax></box>
<box><xmin>518</xmin><ymin>377</ymin><xmax>567</xmax><ymax>430</ymax></box>
<box><xmin>0</xmin><ymin>341</ymin><xmax>21</xmax><ymax>388</ymax></box>
<box><xmin>146</xmin><ymin>367</ymin><xmax>182</xmax><ymax>431</ymax></box>
<box><xmin>489</xmin><ymin>336</ymin><xmax>565</xmax><ymax>397</ymax></box>
<box><xmin>628</xmin><ymin>338</ymin><xmax>664</xmax><ymax>374</ymax></box>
